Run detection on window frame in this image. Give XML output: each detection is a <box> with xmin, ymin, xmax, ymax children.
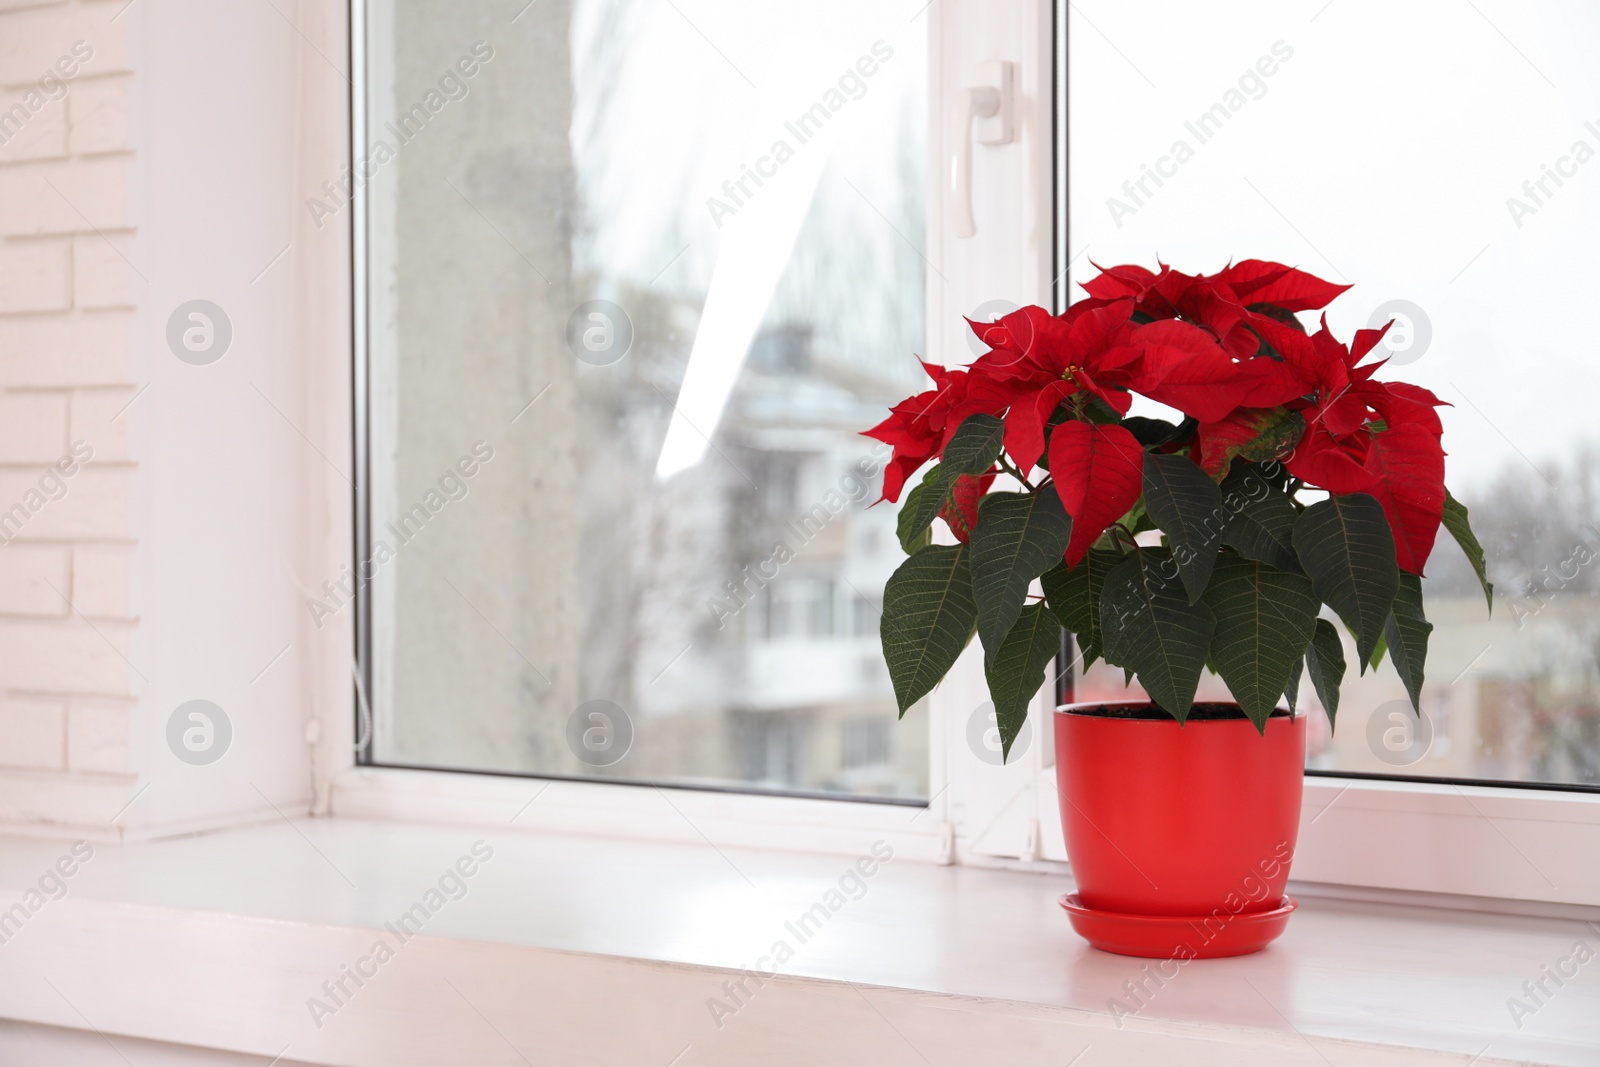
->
<box><xmin>331</xmin><ymin>0</ymin><xmax>1600</xmax><ymax>910</ymax></box>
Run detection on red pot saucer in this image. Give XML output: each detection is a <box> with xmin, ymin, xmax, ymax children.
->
<box><xmin>1058</xmin><ymin>893</ymin><xmax>1297</xmax><ymax>959</ymax></box>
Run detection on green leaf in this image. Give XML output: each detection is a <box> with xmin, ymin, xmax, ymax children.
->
<box><xmin>983</xmin><ymin>603</ymin><xmax>1062</xmax><ymax>761</ymax></box>
<box><xmin>1201</xmin><ymin>554</ymin><xmax>1319</xmax><ymax>732</ymax></box>
<box><xmin>1100</xmin><ymin>550</ymin><xmax>1216</xmax><ymax>722</ymax></box>
<box><xmin>1238</xmin><ymin>410</ymin><xmax>1306</xmax><ymax>464</ymax></box>
<box><xmin>1142</xmin><ymin>452</ymin><xmax>1225</xmax><ymax>603</ymax></box>
<box><xmin>971</xmin><ymin>485</ymin><xmax>1073</xmax><ymax>664</ymax></box>
<box><xmin>897</xmin><ymin>466</ymin><xmax>942</xmax><ymax>554</ymax></box>
<box><xmin>880</xmin><ymin>544</ymin><xmax>978</xmax><ymax>715</ymax></box>
<box><xmin>1367</xmin><ymin>628</ymin><xmax>1388</xmax><ymax>672</ymax></box>
<box><xmin>942</xmin><ymin>413</ymin><xmax>1005</xmax><ymax>479</ymax></box>
<box><xmin>1441</xmin><ymin>490</ymin><xmax>1493</xmax><ymax>614</ymax></box>
<box><xmin>1220</xmin><ymin>466</ymin><xmax>1301</xmax><ymax>572</ymax></box>
<box><xmin>1284</xmin><ymin>656</ymin><xmax>1303</xmax><ymax>715</ymax></box>
<box><xmin>893</xmin><ymin>415</ymin><xmax>1004</xmax><ymax>551</ymax></box>
<box><xmin>1041</xmin><ymin>547</ymin><xmax>1122</xmax><ymax>670</ymax></box>
<box><xmin>1305</xmin><ymin>618</ymin><xmax>1346</xmax><ymax>729</ymax></box>
<box><xmin>1292</xmin><ymin>493</ymin><xmax>1399</xmax><ymax>670</ymax></box>
<box><xmin>1384</xmin><ymin>572</ymin><xmax>1433</xmax><ymax>713</ymax></box>
<box><xmin>1123</xmin><ymin>416</ymin><xmax>1192</xmax><ymax>449</ymax></box>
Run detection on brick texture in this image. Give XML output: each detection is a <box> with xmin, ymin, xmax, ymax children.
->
<box><xmin>66</xmin><ymin>72</ymin><xmax>125</xmax><ymax>154</ymax></box>
<box><xmin>0</xmin><ymin>156</ymin><xmax>128</xmax><ymax>236</ymax></box>
<box><xmin>0</xmin><ymin>0</ymin><xmax>135</xmax><ymax>816</ymax></box>
<box><xmin>0</xmin><ymin>698</ymin><xmax>65</xmax><ymax>769</ymax></box>
<box><xmin>66</xmin><ymin>698</ymin><xmax>127</xmax><ymax>772</ymax></box>
<box><xmin>0</xmin><ymin>542</ymin><xmax>70</xmax><ymax>614</ymax></box>
<box><xmin>70</xmin><ymin>231</ymin><xmax>130</xmax><ymax>307</ymax></box>
<box><xmin>69</xmin><ymin>541</ymin><xmax>128</xmax><ymax>617</ymax></box>
<box><xmin>68</xmin><ymin>386</ymin><xmax>130</xmax><ymax>458</ymax></box>
<box><xmin>0</xmin><ymin>236</ymin><xmax>71</xmax><ymax>312</ymax></box>
<box><xmin>0</xmin><ymin>310</ymin><xmax>132</xmax><ymax>385</ymax></box>
<box><xmin>0</xmin><ymin>89</ymin><xmax>69</xmax><ymax>164</ymax></box>
<box><xmin>0</xmin><ymin>4</ymin><xmax>126</xmax><ymax>85</ymax></box>
<box><xmin>0</xmin><ymin>390</ymin><xmax>67</xmax><ymax>461</ymax></box>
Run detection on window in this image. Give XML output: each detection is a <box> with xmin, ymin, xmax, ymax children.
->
<box><xmin>358</xmin><ymin>0</ymin><xmax>930</xmax><ymax>799</ymax></box>
<box><xmin>1066</xmin><ymin>0</ymin><xmax>1600</xmax><ymax>791</ymax></box>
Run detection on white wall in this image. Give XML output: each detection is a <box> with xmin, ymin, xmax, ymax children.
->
<box><xmin>0</xmin><ymin>0</ymin><xmax>351</xmax><ymax>838</ymax></box>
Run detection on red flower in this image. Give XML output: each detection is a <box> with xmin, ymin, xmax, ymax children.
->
<box><xmin>968</xmin><ymin>301</ymin><xmax>1143</xmax><ymax>473</ymax></box>
<box><xmin>966</xmin><ymin>301</ymin><xmax>1284</xmax><ymax>474</ymax></box>
<box><xmin>874</xmin><ymin>258</ymin><xmax>1449</xmax><ymax>573</ymax></box>
<box><xmin>863</xmin><ymin>361</ymin><xmax>1010</xmax><ymax>502</ymax></box>
<box><xmin>1049</xmin><ymin>420</ymin><xmax>1145</xmax><ymax>568</ymax></box>
<box><xmin>939</xmin><ymin>471</ymin><xmax>997</xmax><ymax>543</ymax></box>
<box><xmin>1081</xmin><ymin>259</ymin><xmax>1350</xmax><ymax>361</ymax></box>
<box><xmin>1277</xmin><ymin>319</ymin><xmax>1448</xmax><ymax>573</ymax></box>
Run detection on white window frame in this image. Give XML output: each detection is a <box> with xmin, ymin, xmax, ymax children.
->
<box><xmin>326</xmin><ymin>0</ymin><xmax>1600</xmax><ymax>912</ymax></box>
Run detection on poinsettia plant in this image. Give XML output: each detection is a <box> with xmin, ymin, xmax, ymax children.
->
<box><xmin>867</xmin><ymin>259</ymin><xmax>1493</xmax><ymax>758</ymax></box>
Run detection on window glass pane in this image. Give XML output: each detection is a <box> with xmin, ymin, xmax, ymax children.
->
<box><xmin>1069</xmin><ymin>0</ymin><xmax>1600</xmax><ymax>787</ymax></box>
<box><xmin>364</xmin><ymin>0</ymin><xmax>929</xmax><ymax>797</ymax></box>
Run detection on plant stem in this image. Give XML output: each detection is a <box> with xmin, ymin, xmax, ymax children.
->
<box><xmin>997</xmin><ymin>455</ymin><xmax>1036</xmax><ymax>491</ymax></box>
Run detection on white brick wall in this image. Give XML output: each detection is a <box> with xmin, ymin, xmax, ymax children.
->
<box><xmin>0</xmin><ymin>0</ymin><xmax>134</xmax><ymax>826</ymax></box>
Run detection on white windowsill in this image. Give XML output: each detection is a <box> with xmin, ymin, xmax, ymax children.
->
<box><xmin>1</xmin><ymin>818</ymin><xmax>1597</xmax><ymax>1066</ymax></box>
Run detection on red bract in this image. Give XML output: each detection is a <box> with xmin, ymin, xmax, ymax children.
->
<box><xmin>863</xmin><ymin>360</ymin><xmax>1010</xmax><ymax>502</ymax></box>
<box><xmin>868</xmin><ymin>258</ymin><xmax>1450</xmax><ymax>574</ymax></box>
<box><xmin>1276</xmin><ymin>319</ymin><xmax>1448</xmax><ymax>573</ymax></box>
<box><xmin>1080</xmin><ymin>259</ymin><xmax>1350</xmax><ymax>362</ymax></box>
<box><xmin>1049</xmin><ymin>421</ymin><xmax>1145</xmax><ymax>567</ymax></box>
<box><xmin>939</xmin><ymin>471</ymin><xmax>996</xmax><ymax>544</ymax></box>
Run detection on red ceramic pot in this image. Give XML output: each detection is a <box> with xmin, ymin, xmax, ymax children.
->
<box><xmin>1053</xmin><ymin>701</ymin><xmax>1306</xmax><ymax>958</ymax></box>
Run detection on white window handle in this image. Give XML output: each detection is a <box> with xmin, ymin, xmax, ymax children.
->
<box><xmin>951</xmin><ymin>60</ymin><xmax>1015</xmax><ymax>239</ymax></box>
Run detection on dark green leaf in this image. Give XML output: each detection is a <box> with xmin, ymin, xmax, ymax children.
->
<box><xmin>1441</xmin><ymin>490</ymin><xmax>1493</xmax><ymax>614</ymax></box>
<box><xmin>1123</xmin><ymin>416</ymin><xmax>1193</xmax><ymax>449</ymax></box>
<box><xmin>1041</xmin><ymin>547</ymin><xmax>1122</xmax><ymax>671</ymax></box>
<box><xmin>1100</xmin><ymin>550</ymin><xmax>1216</xmax><ymax>722</ymax></box>
<box><xmin>1248</xmin><ymin>303</ymin><xmax>1307</xmax><ymax>332</ymax></box>
<box><xmin>1142</xmin><ymin>452</ymin><xmax>1225</xmax><ymax>603</ymax></box>
<box><xmin>1202</xmin><ymin>554</ymin><xmax>1319</xmax><ymax>731</ymax></box>
<box><xmin>896</xmin><ymin>466</ymin><xmax>942</xmax><ymax>554</ymax></box>
<box><xmin>971</xmin><ymin>485</ymin><xmax>1073</xmax><ymax>664</ymax></box>
<box><xmin>1292</xmin><ymin>493</ymin><xmax>1399</xmax><ymax>669</ymax></box>
<box><xmin>1220</xmin><ymin>466</ymin><xmax>1301</xmax><ymax>572</ymax></box>
<box><xmin>983</xmin><ymin>603</ymin><xmax>1062</xmax><ymax>761</ymax></box>
<box><xmin>880</xmin><ymin>544</ymin><xmax>978</xmax><ymax>715</ymax></box>
<box><xmin>1284</xmin><ymin>655</ymin><xmax>1303</xmax><ymax>715</ymax></box>
<box><xmin>942</xmin><ymin>414</ymin><xmax>1005</xmax><ymax>479</ymax></box>
<box><xmin>1384</xmin><ymin>572</ymin><xmax>1433</xmax><ymax>713</ymax></box>
<box><xmin>894</xmin><ymin>415</ymin><xmax>1004</xmax><ymax>551</ymax></box>
<box><xmin>1367</xmin><ymin>628</ymin><xmax>1388</xmax><ymax>672</ymax></box>
<box><xmin>1305</xmin><ymin>618</ymin><xmax>1346</xmax><ymax>729</ymax></box>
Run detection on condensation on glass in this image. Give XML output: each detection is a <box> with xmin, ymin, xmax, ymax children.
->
<box><xmin>362</xmin><ymin>0</ymin><xmax>929</xmax><ymax>797</ymax></box>
<box><xmin>1068</xmin><ymin>1</ymin><xmax>1600</xmax><ymax>788</ymax></box>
